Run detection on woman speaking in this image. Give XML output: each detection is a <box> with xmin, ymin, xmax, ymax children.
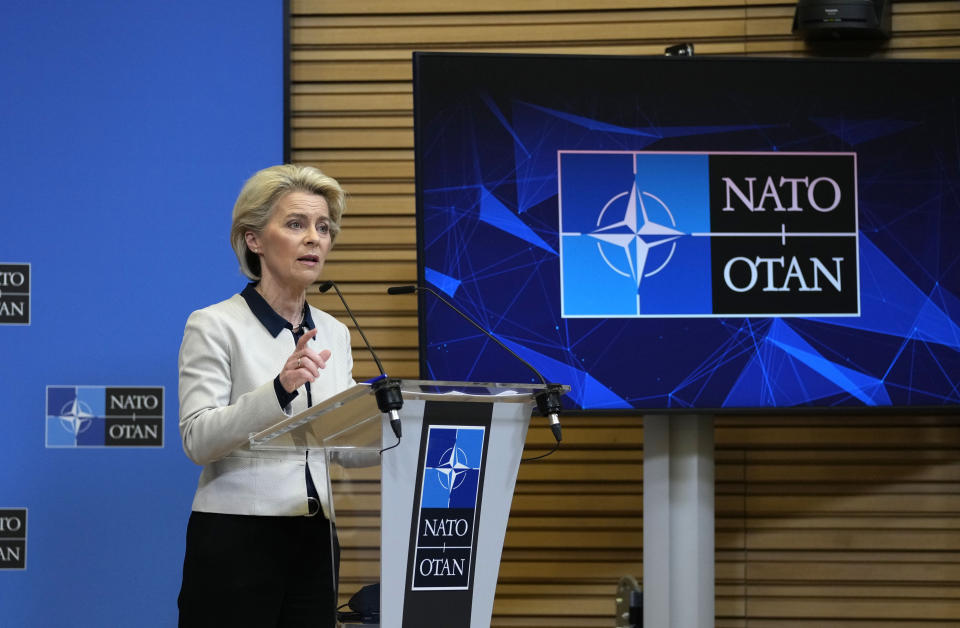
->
<box><xmin>176</xmin><ymin>164</ymin><xmax>353</xmax><ymax>627</ymax></box>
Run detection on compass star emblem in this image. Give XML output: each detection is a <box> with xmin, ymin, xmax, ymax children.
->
<box><xmin>589</xmin><ymin>170</ymin><xmax>684</xmax><ymax>292</ymax></box>
<box><xmin>435</xmin><ymin>446</ymin><xmax>470</xmax><ymax>491</ymax></box>
<box><xmin>57</xmin><ymin>398</ymin><xmax>94</xmax><ymax>436</ymax></box>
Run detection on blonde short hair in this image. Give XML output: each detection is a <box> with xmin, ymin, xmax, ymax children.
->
<box><xmin>230</xmin><ymin>164</ymin><xmax>346</xmax><ymax>280</ymax></box>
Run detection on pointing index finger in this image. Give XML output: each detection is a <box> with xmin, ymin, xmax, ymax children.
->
<box><xmin>296</xmin><ymin>327</ymin><xmax>319</xmax><ymax>350</ymax></box>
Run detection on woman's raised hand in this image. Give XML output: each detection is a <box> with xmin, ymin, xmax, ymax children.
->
<box><xmin>278</xmin><ymin>328</ymin><xmax>332</xmax><ymax>393</ymax></box>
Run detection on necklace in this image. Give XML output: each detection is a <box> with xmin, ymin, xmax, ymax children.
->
<box><xmin>291</xmin><ymin>307</ymin><xmax>304</xmax><ymax>332</ymax></box>
<box><xmin>255</xmin><ymin>284</ymin><xmax>305</xmax><ymax>331</ymax></box>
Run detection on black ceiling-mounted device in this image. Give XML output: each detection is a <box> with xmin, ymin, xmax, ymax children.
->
<box><xmin>793</xmin><ymin>0</ymin><xmax>892</xmax><ymax>40</ymax></box>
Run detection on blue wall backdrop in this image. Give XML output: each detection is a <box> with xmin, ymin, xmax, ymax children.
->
<box><xmin>0</xmin><ymin>2</ymin><xmax>283</xmax><ymax>625</ymax></box>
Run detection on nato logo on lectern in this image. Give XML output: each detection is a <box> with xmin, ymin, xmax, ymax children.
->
<box><xmin>0</xmin><ymin>263</ymin><xmax>30</xmax><ymax>325</ymax></box>
<box><xmin>0</xmin><ymin>508</ymin><xmax>27</xmax><ymax>570</ymax></box>
<box><xmin>411</xmin><ymin>425</ymin><xmax>485</xmax><ymax>590</ymax></box>
<box><xmin>558</xmin><ymin>151</ymin><xmax>860</xmax><ymax>318</ymax></box>
<box><xmin>45</xmin><ymin>386</ymin><xmax>164</xmax><ymax>448</ymax></box>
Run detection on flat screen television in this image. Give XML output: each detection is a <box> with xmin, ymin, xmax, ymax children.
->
<box><xmin>412</xmin><ymin>52</ymin><xmax>960</xmax><ymax>413</ymax></box>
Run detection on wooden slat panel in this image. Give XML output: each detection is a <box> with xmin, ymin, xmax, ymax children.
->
<box><xmin>291</xmin><ymin>115</ymin><xmax>411</xmax><ymax>129</ymax></box>
<box><xmin>326</xmin><ymin>181</ymin><xmax>415</xmax><ymax>195</ymax></box>
<box><xmin>292</xmin><ymin>18</ymin><xmax>746</xmax><ymax>47</ymax></box>
<box><xmin>294</xmin><ymin>40</ymin><xmax>749</xmax><ymax>60</ymax></box>
<box><xmin>292</xmin><ymin>127</ymin><xmax>412</xmax><ymax>149</ymax></box>
<box><xmin>294</xmin><ymin>0</ymin><xmax>746</xmax><ymax>13</ymax></box>
<box><xmin>295</xmin><ymin>8</ymin><xmax>751</xmax><ymax>29</ymax></box>
<box><xmin>309</xmin><ymin>293</ymin><xmax>418</xmax><ymax>313</ymax></box>
<box><xmin>330</xmin><ymin>228</ymin><xmax>415</xmax><ymax>248</ymax></box>
<box><xmin>744</xmin><ymin>516</ymin><xmax>960</xmax><ymax>529</ymax></box>
<box><xmin>291</xmin><ymin>92</ymin><xmax>412</xmax><ymax>113</ymax></box>
<box><xmin>747</xmin><ymin>559</ymin><xmax>960</xmax><ymax>581</ymax></box>
<box><xmin>291</xmin><ymin>59</ymin><xmax>412</xmax><ymax>82</ymax></box>
<box><xmin>289</xmin><ymin>1</ymin><xmax>960</xmax><ymax>625</ymax></box>
<box><xmin>744</xmin><ymin>597</ymin><xmax>960</xmax><ymax>620</ymax></box>
<box><xmin>322</xmin><ymin>193</ymin><xmax>414</xmax><ymax>216</ymax></box>
<box><xmin>716</xmin><ymin>425</ymin><xmax>960</xmax><ymax>448</ymax></box>
<box><xmin>744</xmin><ymin>463</ymin><xmax>960</xmax><ymax>482</ymax></box>
<box><xmin>322</xmin><ymin>260</ymin><xmax>416</xmax><ymax>282</ymax></box>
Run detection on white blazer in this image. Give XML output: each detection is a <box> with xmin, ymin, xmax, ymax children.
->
<box><xmin>178</xmin><ymin>291</ymin><xmax>354</xmax><ymax>516</ymax></box>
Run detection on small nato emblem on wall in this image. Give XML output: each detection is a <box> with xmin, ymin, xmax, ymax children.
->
<box><xmin>45</xmin><ymin>386</ymin><xmax>164</xmax><ymax>448</ymax></box>
<box><xmin>0</xmin><ymin>509</ymin><xmax>27</xmax><ymax>570</ymax></box>
<box><xmin>0</xmin><ymin>263</ymin><xmax>30</xmax><ymax>325</ymax></box>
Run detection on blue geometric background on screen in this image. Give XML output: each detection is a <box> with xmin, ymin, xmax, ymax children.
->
<box><xmin>421</xmin><ymin>426</ymin><xmax>484</xmax><ymax>509</ymax></box>
<box><xmin>416</xmin><ymin>55</ymin><xmax>960</xmax><ymax>410</ymax></box>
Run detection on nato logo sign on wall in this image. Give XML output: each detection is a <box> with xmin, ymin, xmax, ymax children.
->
<box><xmin>0</xmin><ymin>263</ymin><xmax>30</xmax><ymax>325</ymax></box>
<box><xmin>559</xmin><ymin>151</ymin><xmax>859</xmax><ymax>318</ymax></box>
<box><xmin>46</xmin><ymin>386</ymin><xmax>164</xmax><ymax>447</ymax></box>
<box><xmin>0</xmin><ymin>509</ymin><xmax>27</xmax><ymax>570</ymax></box>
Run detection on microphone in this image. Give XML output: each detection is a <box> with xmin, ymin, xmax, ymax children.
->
<box><xmin>387</xmin><ymin>284</ymin><xmax>563</xmax><ymax>443</ymax></box>
<box><xmin>319</xmin><ymin>280</ymin><xmax>403</xmax><ymax>440</ymax></box>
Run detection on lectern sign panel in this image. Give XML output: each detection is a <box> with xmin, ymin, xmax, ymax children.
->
<box><xmin>411</xmin><ymin>424</ymin><xmax>485</xmax><ymax>591</ymax></box>
<box><xmin>402</xmin><ymin>401</ymin><xmax>492</xmax><ymax>628</ymax></box>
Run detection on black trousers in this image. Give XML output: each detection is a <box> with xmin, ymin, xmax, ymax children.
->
<box><xmin>178</xmin><ymin>511</ymin><xmax>339</xmax><ymax>628</ymax></box>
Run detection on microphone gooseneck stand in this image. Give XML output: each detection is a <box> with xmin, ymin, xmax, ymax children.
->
<box><xmin>387</xmin><ymin>284</ymin><xmax>563</xmax><ymax>451</ymax></box>
<box><xmin>319</xmin><ymin>280</ymin><xmax>403</xmax><ymax>441</ymax></box>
